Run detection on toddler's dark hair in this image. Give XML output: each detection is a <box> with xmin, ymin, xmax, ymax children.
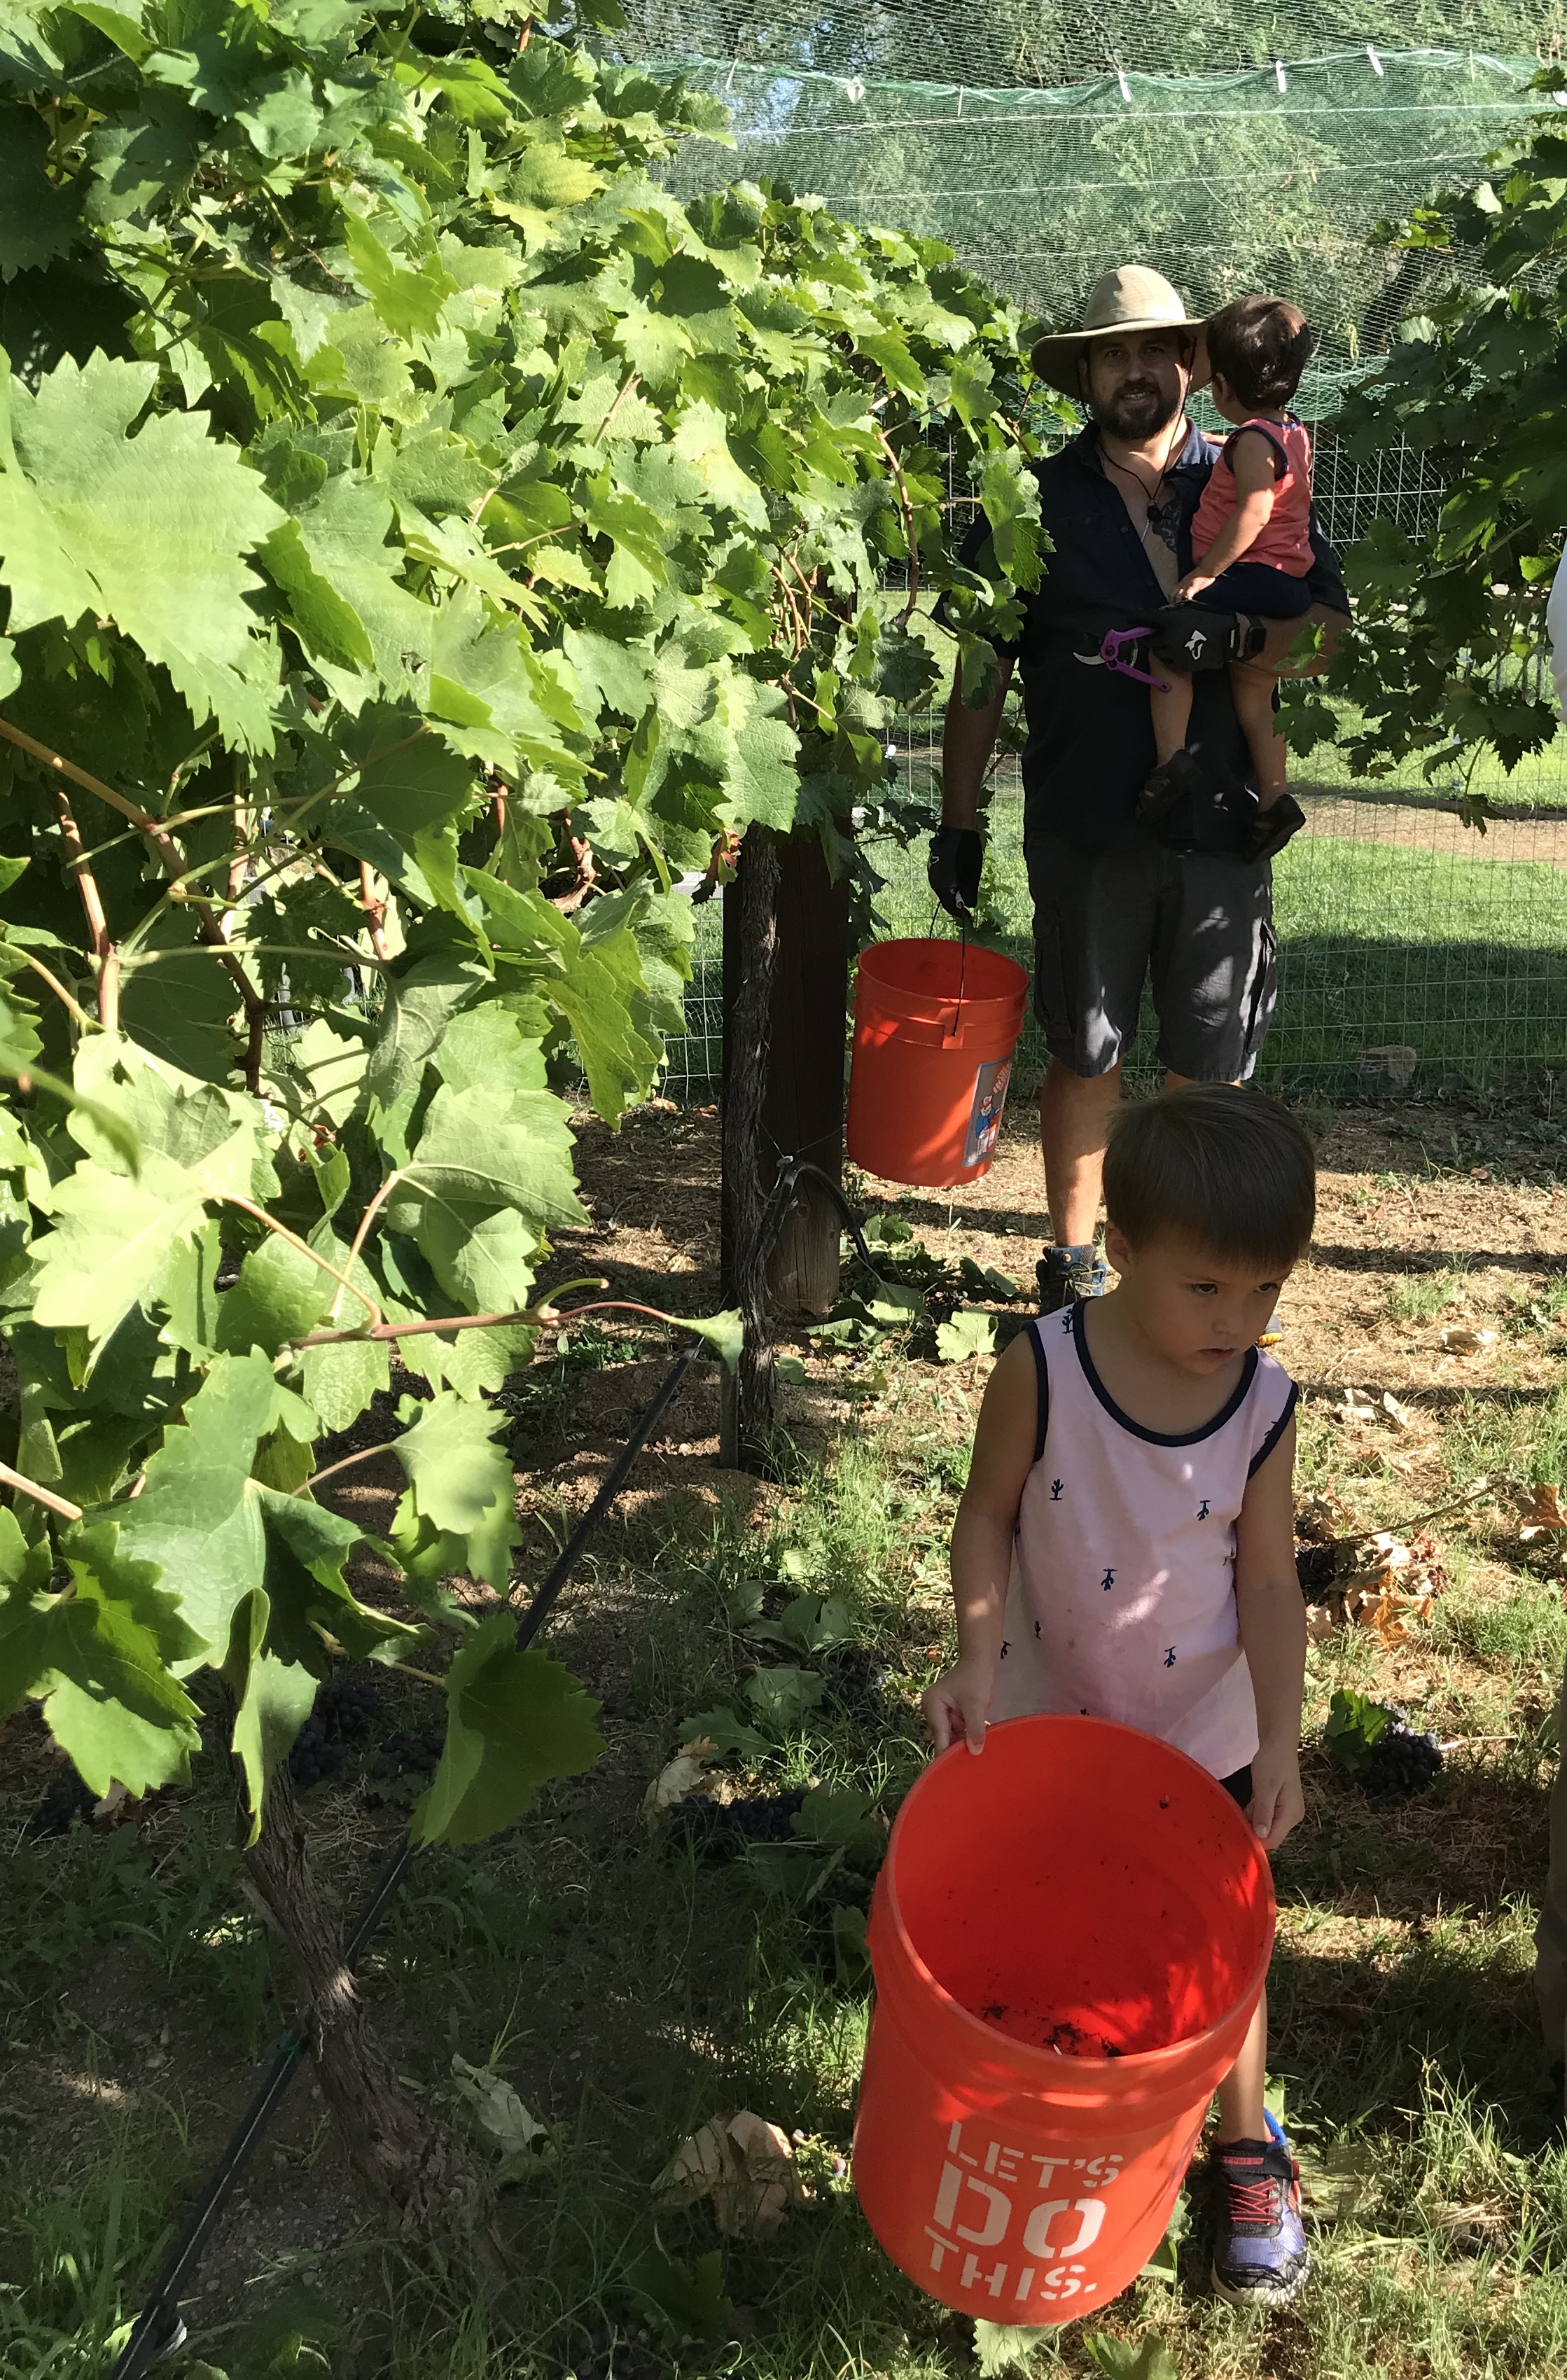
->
<box><xmin>1204</xmin><ymin>293</ymin><xmax>1314</xmax><ymax>412</ymax></box>
<box><xmin>1103</xmin><ymin>1085</ymin><xmax>1315</xmax><ymax>1274</ymax></box>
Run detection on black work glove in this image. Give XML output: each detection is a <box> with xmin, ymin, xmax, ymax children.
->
<box><xmin>1241</xmin><ymin>791</ymin><xmax>1307</xmax><ymax>865</ymax></box>
<box><xmin>928</xmin><ymin>826</ymin><xmax>984</xmax><ymax>919</ymax></box>
<box><xmin>1148</xmin><ymin>604</ymin><xmax>1269</xmax><ymax>674</ymax></box>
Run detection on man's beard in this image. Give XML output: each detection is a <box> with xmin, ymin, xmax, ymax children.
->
<box><xmin>1091</xmin><ymin>377</ymin><xmax>1182</xmax><ymax>440</ymax></box>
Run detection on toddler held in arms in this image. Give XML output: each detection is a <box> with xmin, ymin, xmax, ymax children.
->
<box><xmin>1142</xmin><ymin>295</ymin><xmax>1316</xmax><ymax>838</ymax></box>
<box><xmin>923</xmin><ymin>1085</ymin><xmax>1314</xmax><ymax>2308</ymax></box>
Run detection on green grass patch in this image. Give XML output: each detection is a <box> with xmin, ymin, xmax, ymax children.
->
<box><xmin>663</xmin><ymin>789</ymin><xmax>1567</xmax><ymax>1097</ymax></box>
<box><xmin>8</xmin><ymin>1407</ymin><xmax>1567</xmax><ymax>2379</ymax></box>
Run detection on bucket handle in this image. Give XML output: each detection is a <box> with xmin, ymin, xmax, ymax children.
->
<box><xmin>941</xmin><ymin>919</ymin><xmax>968</xmax><ymax>1049</ymax></box>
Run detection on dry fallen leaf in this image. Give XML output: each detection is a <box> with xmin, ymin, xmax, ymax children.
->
<box><xmin>1296</xmin><ymin>1496</ymin><xmax>1348</xmax><ymax>1543</ymax></box>
<box><xmin>1381</xmin><ymin>1390</ymin><xmax>1414</xmax><ymax>1431</ymax></box>
<box><xmin>450</xmin><ymin>2055</ymin><xmax>555</xmax><ymax>2180</ymax></box>
<box><xmin>642</xmin><ymin>1737</ymin><xmax>718</xmax><ymax>1829</ymax></box>
<box><xmin>1442</xmin><ymin>1327</ymin><xmax>1496</xmax><ymax>1354</ymax></box>
<box><xmin>1519</xmin><ymin>1484</ymin><xmax>1567</xmax><ymax>1543</ymax></box>
<box><xmin>655</xmin><ymin>2110</ymin><xmax>803</xmax><ymax>2236</ymax></box>
<box><xmin>1337</xmin><ymin>1388</ymin><xmax>1378</xmax><ymax>1424</ymax></box>
<box><xmin>1304</xmin><ymin>1603</ymin><xmax>1338</xmax><ymax>1642</ymax></box>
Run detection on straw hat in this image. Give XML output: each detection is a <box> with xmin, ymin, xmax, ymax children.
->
<box><xmin>1030</xmin><ymin>266</ymin><xmax>1206</xmax><ymax>398</ymax></box>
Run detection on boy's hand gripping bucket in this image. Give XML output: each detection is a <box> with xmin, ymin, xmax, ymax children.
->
<box><xmin>847</xmin><ymin>938</ymin><xmax>1029</xmax><ymax>1189</ymax></box>
<box><xmin>853</xmin><ymin>1717</ymin><xmax>1274</xmax><ymax>2324</ymax></box>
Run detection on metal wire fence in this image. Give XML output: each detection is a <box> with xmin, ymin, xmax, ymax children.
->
<box><xmin>659</xmin><ymin>756</ymin><xmax>1567</xmax><ymax>1102</ymax></box>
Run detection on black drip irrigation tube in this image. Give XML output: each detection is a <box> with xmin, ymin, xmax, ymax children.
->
<box><xmin>111</xmin><ymin>1152</ymin><xmax>867</xmax><ymax>2380</ymax></box>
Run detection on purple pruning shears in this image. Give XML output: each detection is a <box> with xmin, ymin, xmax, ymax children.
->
<box><xmin>1099</xmin><ymin>625</ymin><xmax>1170</xmax><ymax>693</ymax></box>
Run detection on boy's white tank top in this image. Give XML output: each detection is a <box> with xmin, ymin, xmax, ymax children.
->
<box><xmin>991</xmin><ymin>1303</ymin><xmax>1297</xmax><ymax>1779</ymax></box>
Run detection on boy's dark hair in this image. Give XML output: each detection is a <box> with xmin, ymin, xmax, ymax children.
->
<box><xmin>1204</xmin><ymin>293</ymin><xmax>1314</xmax><ymax>412</ymax></box>
<box><xmin>1103</xmin><ymin>1085</ymin><xmax>1316</xmax><ymax>1272</ymax></box>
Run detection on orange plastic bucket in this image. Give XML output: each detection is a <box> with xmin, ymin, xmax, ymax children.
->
<box><xmin>854</xmin><ymin>1717</ymin><xmax>1274</xmax><ymax>2325</ymax></box>
<box><xmin>846</xmin><ymin>938</ymin><xmax>1029</xmax><ymax>1189</ymax></box>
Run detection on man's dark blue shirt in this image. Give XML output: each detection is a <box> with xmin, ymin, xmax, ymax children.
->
<box><xmin>963</xmin><ymin>422</ymin><xmax>1349</xmax><ymax>855</ymax></box>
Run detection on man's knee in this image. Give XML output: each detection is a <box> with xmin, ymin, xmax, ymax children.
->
<box><xmin>1040</xmin><ymin>1055</ymin><xmax>1122</xmax><ymax>1104</ymax></box>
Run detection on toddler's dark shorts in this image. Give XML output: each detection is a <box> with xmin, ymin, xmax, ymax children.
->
<box><xmin>1220</xmin><ymin>1763</ymin><xmax>1253</xmax><ymax>1809</ymax></box>
<box><xmin>1200</xmin><ymin>560</ymin><xmax>1313</xmax><ymax>618</ymax></box>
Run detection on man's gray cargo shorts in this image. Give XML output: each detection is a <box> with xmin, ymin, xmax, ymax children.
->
<box><xmin>1023</xmin><ymin>826</ymin><xmax>1278</xmax><ymax>1083</ymax></box>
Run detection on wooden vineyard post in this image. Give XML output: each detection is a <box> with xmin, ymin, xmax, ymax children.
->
<box><xmin>720</xmin><ymin>828</ymin><xmax>781</xmax><ymax>1468</ymax></box>
<box><xmin>762</xmin><ymin>828</ymin><xmax>850</xmax><ymax>1318</ymax></box>
<box><xmin>719</xmin><ymin>828</ymin><xmax>851</xmax><ymax>1470</ymax></box>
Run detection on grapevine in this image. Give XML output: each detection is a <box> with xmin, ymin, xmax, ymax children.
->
<box><xmin>0</xmin><ymin>0</ymin><xmax>1044</xmax><ymax>1856</ymax></box>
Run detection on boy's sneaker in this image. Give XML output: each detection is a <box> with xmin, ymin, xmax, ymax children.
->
<box><xmin>1257</xmin><ymin>1313</ymin><xmax>1283</xmax><ymax>1349</ymax></box>
<box><xmin>1209</xmin><ymin>2118</ymin><xmax>1309</xmax><ymax>2306</ymax></box>
<box><xmin>1036</xmin><ymin>1242</ymin><xmax>1107</xmax><ymax>1314</ymax></box>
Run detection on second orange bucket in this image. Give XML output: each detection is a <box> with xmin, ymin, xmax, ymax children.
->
<box><xmin>846</xmin><ymin>938</ymin><xmax>1029</xmax><ymax>1189</ymax></box>
<box><xmin>854</xmin><ymin>1718</ymin><xmax>1274</xmax><ymax>2324</ymax></box>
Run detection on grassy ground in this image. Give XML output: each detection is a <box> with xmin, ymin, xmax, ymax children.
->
<box><xmin>7</xmin><ymin>1094</ymin><xmax>1567</xmax><ymax>2380</ymax></box>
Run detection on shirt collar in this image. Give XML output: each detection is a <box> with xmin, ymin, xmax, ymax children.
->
<box><xmin>1071</xmin><ymin>416</ymin><xmax>1216</xmax><ymax>479</ymax></box>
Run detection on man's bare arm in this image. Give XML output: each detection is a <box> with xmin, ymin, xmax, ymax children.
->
<box><xmin>940</xmin><ymin>654</ymin><xmax>1015</xmax><ymax>828</ymax></box>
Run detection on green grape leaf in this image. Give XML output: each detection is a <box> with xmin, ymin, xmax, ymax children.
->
<box><xmin>363</xmin><ymin>953</ymin><xmax>489</xmax><ymax>1109</ymax></box>
<box><xmin>215</xmin><ymin>1231</ymin><xmax>335</xmax><ymax>1356</ymax></box>
<box><xmin>259</xmin><ymin>515</ymin><xmax>375</xmax><ymax>671</ymax></box>
<box><xmin>975</xmin><ymin>2323</ymin><xmax>1052</xmax><ymax>2378</ymax></box>
<box><xmin>389</xmin><ymin>1389</ymin><xmax>520</xmax><ymax>1591</ymax></box>
<box><xmin>744</xmin><ymin>1664</ymin><xmax>823</xmax><ymax>1734</ymax></box>
<box><xmin>111</xmin><ymin>1349</ymin><xmax>277</xmax><ymax>1660</ymax></box>
<box><xmin>750</xmin><ymin>1592</ymin><xmax>853</xmax><ymax>1655</ymax></box>
<box><xmin>401</xmin><ymin>1084</ymin><xmax>587</xmax><ymax>1230</ymax></box>
<box><xmin>935</xmin><ymin>1308</ymin><xmax>998</xmax><ymax>1365</ymax></box>
<box><xmin>41</xmin><ymin>1524</ymin><xmax>206</xmax><ymax>1794</ymax></box>
<box><xmin>412</xmin><ymin>1613</ymin><xmax>604</xmax><ymax>1845</ymax></box>
<box><xmin>29</xmin><ymin>1155</ymin><xmax>211</xmax><ymax>1351</ymax></box>
<box><xmin>0</xmin><ymin>109</ymin><xmax>82</xmax><ymax>277</ymax></box>
<box><xmin>831</xmin><ymin>1901</ymin><xmax>870</xmax><ymax>1987</ymax></box>
<box><xmin>677</xmin><ymin>1307</ymin><xmax>741</xmax><ymax>1370</ymax></box>
<box><xmin>258</xmin><ymin>1487</ymin><xmax>419</xmax><ymax>1665</ymax></box>
<box><xmin>678</xmin><ymin>1702</ymin><xmax>771</xmax><ymax>1765</ymax></box>
<box><xmin>415</xmin><ymin>1201</ymin><xmax>537</xmax><ymax>1315</ymax></box>
<box><xmin>719</xmin><ymin>713</ymin><xmax>800</xmax><ymax>832</ymax></box>
<box><xmin>342</xmin><ymin>215</ymin><xmax>454</xmax><ymax>341</ymax></box>
<box><xmin>302</xmin><ymin>1329</ymin><xmax>390</xmax><ymax>1436</ymax></box>
<box><xmin>224</xmin><ymin>1584</ymin><xmax>319</xmax><ymax>1842</ymax></box>
<box><xmin>0</xmin><ymin>351</ymin><xmax>284</xmax><ymax>742</ymax></box>
<box><xmin>629</xmin><ymin>2246</ymin><xmax>734</xmax><ymax>2344</ymax></box>
<box><xmin>1084</xmin><ymin>2338</ymin><xmax>1179</xmax><ymax>2380</ymax></box>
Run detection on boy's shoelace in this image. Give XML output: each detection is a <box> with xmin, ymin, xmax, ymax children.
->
<box><xmin>1225</xmin><ymin>2172</ymin><xmax>1281</xmax><ymax>2226</ymax></box>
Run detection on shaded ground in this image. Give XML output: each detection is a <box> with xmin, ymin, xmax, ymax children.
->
<box><xmin>7</xmin><ymin>1083</ymin><xmax>1567</xmax><ymax>2379</ymax></box>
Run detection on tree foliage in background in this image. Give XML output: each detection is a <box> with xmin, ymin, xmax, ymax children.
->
<box><xmin>618</xmin><ymin>0</ymin><xmax>1563</xmax><ymax>94</ymax></box>
<box><xmin>0</xmin><ymin>0</ymin><xmax>1040</xmax><ymax>1850</ymax></box>
<box><xmin>1283</xmin><ymin>78</ymin><xmax>1567</xmax><ymax>801</ymax></box>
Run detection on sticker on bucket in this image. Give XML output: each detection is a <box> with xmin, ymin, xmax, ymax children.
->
<box><xmin>963</xmin><ymin>1058</ymin><xmax>1012</xmax><ymax>1170</ymax></box>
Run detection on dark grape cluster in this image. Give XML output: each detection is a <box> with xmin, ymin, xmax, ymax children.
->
<box><xmin>32</xmin><ymin>1772</ymin><xmax>96</xmax><ymax>1835</ymax></box>
<box><xmin>1364</xmin><ymin>1716</ymin><xmax>1444</xmax><ymax>1799</ymax></box>
<box><xmin>667</xmin><ymin>1788</ymin><xmax>807</xmax><ymax>1858</ymax></box>
<box><xmin>1295</xmin><ymin>1540</ymin><xmax>1338</xmax><ymax>1596</ymax></box>
<box><xmin>288</xmin><ymin>1676</ymin><xmax>382</xmax><ymax>1788</ymax></box>
<box><xmin>375</xmin><ymin>1729</ymin><xmax>443</xmax><ymax>1780</ymax></box>
<box><xmin>820</xmin><ymin>1643</ymin><xmax>889</xmax><ymax>1720</ymax></box>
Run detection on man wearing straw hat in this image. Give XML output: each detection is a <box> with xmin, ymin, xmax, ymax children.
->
<box><xmin>929</xmin><ymin>265</ymin><xmax>1349</xmax><ymax>1312</ymax></box>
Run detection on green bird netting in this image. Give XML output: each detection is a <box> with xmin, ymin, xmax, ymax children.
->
<box><xmin>614</xmin><ymin>5</ymin><xmax>1567</xmax><ymax>1099</ymax></box>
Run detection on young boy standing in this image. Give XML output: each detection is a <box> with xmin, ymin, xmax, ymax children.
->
<box><xmin>923</xmin><ymin>1084</ymin><xmax>1313</xmax><ymax>2307</ymax></box>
